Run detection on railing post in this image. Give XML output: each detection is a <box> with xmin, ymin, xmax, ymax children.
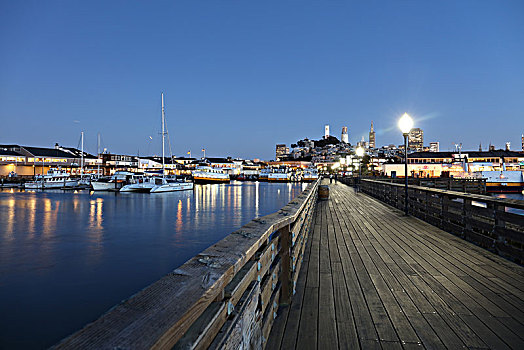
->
<box><xmin>279</xmin><ymin>224</ymin><xmax>292</xmax><ymax>305</ymax></box>
<box><xmin>463</xmin><ymin>198</ymin><xmax>472</xmax><ymax>239</ymax></box>
<box><xmin>494</xmin><ymin>204</ymin><xmax>506</xmax><ymax>252</ymax></box>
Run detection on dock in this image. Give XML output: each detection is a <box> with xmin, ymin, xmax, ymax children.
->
<box><xmin>53</xmin><ymin>178</ymin><xmax>524</xmax><ymax>349</ymax></box>
<box><xmin>268</xmin><ymin>180</ymin><xmax>524</xmax><ymax>349</ymax></box>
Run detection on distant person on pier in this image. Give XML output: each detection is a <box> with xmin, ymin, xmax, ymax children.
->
<box><xmin>329</xmin><ymin>174</ymin><xmax>333</xmax><ymax>184</ymax></box>
<box><xmin>334</xmin><ymin>173</ymin><xmax>338</xmax><ymax>183</ymax></box>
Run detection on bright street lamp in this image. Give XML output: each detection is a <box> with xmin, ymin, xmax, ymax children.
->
<box><xmin>398</xmin><ymin>113</ymin><xmax>413</xmax><ymax>215</ymax></box>
<box><xmin>398</xmin><ymin>113</ymin><xmax>413</xmax><ymax>134</ymax></box>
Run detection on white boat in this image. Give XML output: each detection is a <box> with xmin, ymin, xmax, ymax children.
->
<box><xmin>92</xmin><ymin>171</ymin><xmax>134</xmax><ymax>191</ymax></box>
<box><xmin>149</xmin><ymin>92</ymin><xmax>194</xmax><ymax>193</ymax></box>
<box><xmin>268</xmin><ymin>167</ymin><xmax>292</xmax><ymax>182</ymax></box>
<box><xmin>25</xmin><ymin>168</ymin><xmax>78</xmax><ymax>189</ymax></box>
<box><xmin>258</xmin><ymin>168</ymin><xmax>271</xmax><ymax>182</ymax></box>
<box><xmin>303</xmin><ymin>168</ymin><xmax>319</xmax><ymax>182</ymax></box>
<box><xmin>120</xmin><ymin>175</ymin><xmax>156</xmax><ymax>193</ymax></box>
<box><xmin>150</xmin><ymin>177</ymin><xmax>194</xmax><ymax>193</ymax></box>
<box><xmin>192</xmin><ymin>166</ymin><xmax>230</xmax><ymax>184</ymax></box>
<box><xmin>476</xmin><ymin>171</ymin><xmax>524</xmax><ymax>193</ymax></box>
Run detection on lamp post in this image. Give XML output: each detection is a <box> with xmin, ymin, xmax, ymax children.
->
<box><xmin>356</xmin><ymin>146</ymin><xmax>365</xmax><ymax>191</ymax></box>
<box><xmin>398</xmin><ymin>113</ymin><xmax>413</xmax><ymax>215</ymax></box>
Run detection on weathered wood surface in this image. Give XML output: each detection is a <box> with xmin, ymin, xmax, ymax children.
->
<box><xmin>359</xmin><ymin>178</ymin><xmax>524</xmax><ymax>264</ymax></box>
<box><xmin>354</xmin><ymin>176</ymin><xmax>488</xmax><ymax>194</ymax></box>
<box><xmin>53</xmin><ymin>179</ymin><xmax>319</xmax><ymax>350</ymax></box>
<box><xmin>268</xmin><ymin>180</ymin><xmax>524</xmax><ymax>349</ymax></box>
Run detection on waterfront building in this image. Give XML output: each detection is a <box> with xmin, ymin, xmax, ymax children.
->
<box><xmin>368</xmin><ymin>121</ymin><xmax>376</xmax><ymax>149</ymax></box>
<box><xmin>429</xmin><ymin>142</ymin><xmax>439</xmax><ymax>152</ymax></box>
<box><xmin>100</xmin><ymin>153</ymin><xmax>138</xmax><ymax>175</ymax></box>
<box><xmin>138</xmin><ymin>156</ymin><xmax>179</xmax><ymax>175</ymax></box>
<box><xmin>0</xmin><ymin>144</ymin><xmax>96</xmax><ymax>177</ymax></box>
<box><xmin>275</xmin><ymin>144</ymin><xmax>289</xmax><ymax>161</ymax></box>
<box><xmin>382</xmin><ymin>150</ymin><xmax>524</xmax><ymax>177</ymax></box>
<box><xmin>408</xmin><ymin>128</ymin><xmax>424</xmax><ymax>151</ymax></box>
<box><xmin>324</xmin><ymin>125</ymin><xmax>330</xmax><ymax>139</ymax></box>
<box><xmin>341</xmin><ymin>126</ymin><xmax>349</xmax><ymax>143</ymax></box>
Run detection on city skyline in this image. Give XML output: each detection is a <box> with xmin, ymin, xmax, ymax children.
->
<box><xmin>1</xmin><ymin>1</ymin><xmax>524</xmax><ymax>159</ymax></box>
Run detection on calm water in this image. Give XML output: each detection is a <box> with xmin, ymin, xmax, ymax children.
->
<box><xmin>0</xmin><ymin>181</ymin><xmax>307</xmax><ymax>349</ymax></box>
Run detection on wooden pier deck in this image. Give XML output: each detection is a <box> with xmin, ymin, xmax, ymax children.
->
<box><xmin>268</xmin><ymin>180</ymin><xmax>524</xmax><ymax>349</ymax></box>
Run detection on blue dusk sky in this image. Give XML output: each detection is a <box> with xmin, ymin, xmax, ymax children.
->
<box><xmin>1</xmin><ymin>0</ymin><xmax>523</xmax><ymax>160</ymax></box>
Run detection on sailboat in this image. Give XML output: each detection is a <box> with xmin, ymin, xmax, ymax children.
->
<box><xmin>149</xmin><ymin>93</ymin><xmax>194</xmax><ymax>193</ymax></box>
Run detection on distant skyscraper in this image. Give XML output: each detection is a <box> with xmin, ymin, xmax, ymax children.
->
<box><xmin>505</xmin><ymin>142</ymin><xmax>511</xmax><ymax>151</ymax></box>
<box><xmin>341</xmin><ymin>126</ymin><xmax>349</xmax><ymax>143</ymax></box>
<box><xmin>522</xmin><ymin>134</ymin><xmax>524</xmax><ymax>151</ymax></box>
<box><xmin>489</xmin><ymin>143</ymin><xmax>495</xmax><ymax>151</ymax></box>
<box><xmin>479</xmin><ymin>142</ymin><xmax>482</xmax><ymax>152</ymax></box>
<box><xmin>368</xmin><ymin>121</ymin><xmax>376</xmax><ymax>149</ymax></box>
<box><xmin>324</xmin><ymin>125</ymin><xmax>330</xmax><ymax>139</ymax></box>
<box><xmin>275</xmin><ymin>144</ymin><xmax>289</xmax><ymax>160</ymax></box>
<box><xmin>408</xmin><ymin>128</ymin><xmax>424</xmax><ymax>151</ymax></box>
<box><xmin>429</xmin><ymin>142</ymin><xmax>439</xmax><ymax>152</ymax></box>
<box><xmin>356</xmin><ymin>136</ymin><xmax>367</xmax><ymax>149</ymax></box>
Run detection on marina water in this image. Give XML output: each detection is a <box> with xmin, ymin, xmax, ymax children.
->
<box><xmin>0</xmin><ymin>181</ymin><xmax>307</xmax><ymax>349</ymax></box>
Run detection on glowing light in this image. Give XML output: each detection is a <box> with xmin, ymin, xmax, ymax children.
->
<box><xmin>398</xmin><ymin>113</ymin><xmax>414</xmax><ymax>134</ymax></box>
<box><xmin>356</xmin><ymin>147</ymin><xmax>365</xmax><ymax>157</ymax></box>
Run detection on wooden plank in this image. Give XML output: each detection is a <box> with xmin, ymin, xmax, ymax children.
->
<box><xmin>261</xmin><ymin>287</ymin><xmax>280</xmax><ymax>346</ymax></box>
<box><xmin>277</xmin><ymin>220</ymin><xmax>313</xmax><ymax>350</ymax></box>
<box><xmin>260</xmin><ymin>260</ymin><xmax>280</xmax><ymax>314</ymax></box>
<box><xmin>209</xmin><ymin>281</ymin><xmax>261</xmax><ymax>350</ymax></box>
<box><xmin>173</xmin><ymin>301</ymin><xmax>227</xmax><ymax>350</ymax></box>
<box><xmin>317</xmin><ymin>200</ymin><xmax>338</xmax><ymax>349</ymax></box>
<box><xmin>330</xmin><ymin>261</ymin><xmax>359</xmax><ymax>349</ymax></box>
<box><xmin>224</xmin><ymin>260</ymin><xmax>257</xmax><ymax>306</ymax></box>
<box><xmin>296</xmin><ymin>287</ymin><xmax>319</xmax><ymax>350</ymax></box>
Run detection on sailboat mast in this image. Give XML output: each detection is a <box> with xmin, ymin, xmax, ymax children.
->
<box><xmin>161</xmin><ymin>92</ymin><xmax>165</xmax><ymax>176</ymax></box>
<box><xmin>81</xmin><ymin>131</ymin><xmax>84</xmax><ymax>176</ymax></box>
<box><xmin>97</xmin><ymin>132</ymin><xmax>100</xmax><ymax>176</ymax></box>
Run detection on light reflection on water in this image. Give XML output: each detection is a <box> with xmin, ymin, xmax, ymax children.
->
<box><xmin>0</xmin><ymin>181</ymin><xmax>305</xmax><ymax>349</ymax></box>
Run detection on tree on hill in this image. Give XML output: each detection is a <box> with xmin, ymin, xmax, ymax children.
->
<box><xmin>314</xmin><ymin>136</ymin><xmax>340</xmax><ymax>148</ymax></box>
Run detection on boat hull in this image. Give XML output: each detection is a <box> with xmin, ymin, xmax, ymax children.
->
<box><xmin>150</xmin><ymin>182</ymin><xmax>194</xmax><ymax>193</ymax></box>
<box><xmin>120</xmin><ymin>183</ymin><xmax>155</xmax><ymax>193</ymax></box>
<box><xmin>92</xmin><ymin>181</ymin><xmax>121</xmax><ymax>191</ymax></box>
<box><xmin>193</xmin><ymin>177</ymin><xmax>230</xmax><ymax>184</ymax></box>
<box><xmin>25</xmin><ymin>180</ymin><xmax>79</xmax><ymax>189</ymax></box>
<box><xmin>486</xmin><ymin>183</ymin><xmax>524</xmax><ymax>193</ymax></box>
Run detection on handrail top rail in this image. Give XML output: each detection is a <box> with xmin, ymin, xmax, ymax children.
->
<box><xmin>361</xmin><ymin>178</ymin><xmax>524</xmax><ymax>210</ymax></box>
<box><xmin>54</xmin><ymin>178</ymin><xmax>321</xmax><ymax>349</ymax></box>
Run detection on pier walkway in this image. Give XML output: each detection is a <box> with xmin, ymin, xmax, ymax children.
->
<box><xmin>267</xmin><ymin>180</ymin><xmax>524</xmax><ymax>349</ymax></box>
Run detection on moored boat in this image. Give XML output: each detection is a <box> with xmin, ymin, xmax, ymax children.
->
<box><xmin>192</xmin><ymin>166</ymin><xmax>230</xmax><ymax>184</ymax></box>
<box><xmin>150</xmin><ymin>177</ymin><xmax>194</xmax><ymax>193</ymax></box>
<box><xmin>267</xmin><ymin>167</ymin><xmax>291</xmax><ymax>182</ymax></box>
<box><xmin>25</xmin><ymin>168</ymin><xmax>78</xmax><ymax>189</ymax></box>
<box><xmin>478</xmin><ymin>171</ymin><xmax>524</xmax><ymax>193</ymax></box>
<box><xmin>92</xmin><ymin>171</ymin><xmax>134</xmax><ymax>191</ymax></box>
<box><xmin>303</xmin><ymin>168</ymin><xmax>319</xmax><ymax>182</ymax></box>
<box><xmin>258</xmin><ymin>168</ymin><xmax>271</xmax><ymax>182</ymax></box>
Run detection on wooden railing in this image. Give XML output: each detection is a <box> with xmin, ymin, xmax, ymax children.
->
<box><xmin>342</xmin><ymin>176</ymin><xmax>486</xmax><ymax>194</ymax></box>
<box><xmin>53</xmin><ymin>179</ymin><xmax>320</xmax><ymax>350</ymax></box>
<box><xmin>359</xmin><ymin>179</ymin><xmax>524</xmax><ymax>264</ymax></box>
